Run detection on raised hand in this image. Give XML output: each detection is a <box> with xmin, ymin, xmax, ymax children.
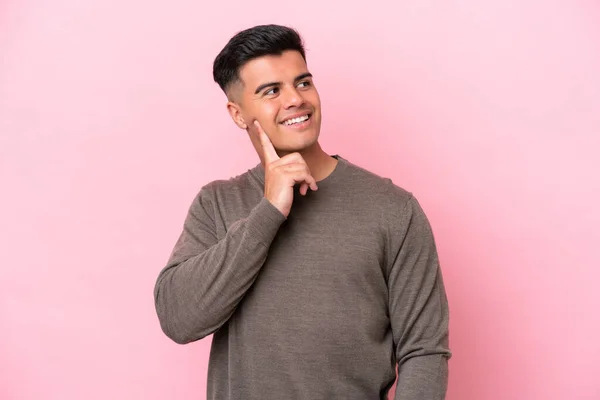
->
<box><xmin>254</xmin><ymin>120</ymin><xmax>318</xmax><ymax>217</ymax></box>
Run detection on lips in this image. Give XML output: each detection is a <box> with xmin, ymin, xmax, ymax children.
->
<box><xmin>283</xmin><ymin>114</ymin><xmax>311</xmax><ymax>126</ymax></box>
<box><xmin>280</xmin><ymin>112</ymin><xmax>312</xmax><ymax>125</ymax></box>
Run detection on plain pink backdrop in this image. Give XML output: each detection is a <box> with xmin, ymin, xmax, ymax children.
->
<box><xmin>1</xmin><ymin>0</ymin><xmax>599</xmax><ymax>399</ymax></box>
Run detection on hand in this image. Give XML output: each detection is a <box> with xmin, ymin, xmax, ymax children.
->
<box><xmin>255</xmin><ymin>120</ymin><xmax>318</xmax><ymax>217</ymax></box>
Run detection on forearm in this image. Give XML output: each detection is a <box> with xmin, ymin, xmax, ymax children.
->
<box><xmin>394</xmin><ymin>354</ymin><xmax>449</xmax><ymax>400</ymax></box>
<box><xmin>154</xmin><ymin>198</ymin><xmax>285</xmax><ymax>344</ymax></box>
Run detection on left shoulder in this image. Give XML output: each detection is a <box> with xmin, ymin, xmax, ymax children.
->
<box><xmin>338</xmin><ymin>157</ymin><xmax>435</xmax><ymax>229</ymax></box>
<box><xmin>339</xmin><ymin>156</ymin><xmax>415</xmax><ymax>208</ymax></box>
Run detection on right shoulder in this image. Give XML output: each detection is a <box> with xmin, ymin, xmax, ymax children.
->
<box><xmin>202</xmin><ymin>168</ymin><xmax>259</xmax><ymax>194</ymax></box>
<box><xmin>190</xmin><ymin>168</ymin><xmax>263</xmax><ymax>210</ymax></box>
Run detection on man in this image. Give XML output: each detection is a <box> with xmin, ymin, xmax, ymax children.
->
<box><xmin>154</xmin><ymin>24</ymin><xmax>451</xmax><ymax>399</ymax></box>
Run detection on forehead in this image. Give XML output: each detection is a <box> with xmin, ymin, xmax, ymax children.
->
<box><xmin>238</xmin><ymin>50</ymin><xmax>309</xmax><ymax>88</ymax></box>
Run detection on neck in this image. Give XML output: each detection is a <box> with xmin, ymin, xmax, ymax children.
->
<box><xmin>296</xmin><ymin>142</ymin><xmax>338</xmax><ymax>182</ymax></box>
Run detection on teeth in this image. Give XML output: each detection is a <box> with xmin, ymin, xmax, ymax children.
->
<box><xmin>283</xmin><ymin>115</ymin><xmax>309</xmax><ymax>126</ymax></box>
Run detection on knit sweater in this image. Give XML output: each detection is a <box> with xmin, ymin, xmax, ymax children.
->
<box><xmin>154</xmin><ymin>155</ymin><xmax>451</xmax><ymax>399</ymax></box>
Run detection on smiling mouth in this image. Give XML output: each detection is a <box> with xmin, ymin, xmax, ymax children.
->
<box><xmin>281</xmin><ymin>113</ymin><xmax>312</xmax><ymax>126</ymax></box>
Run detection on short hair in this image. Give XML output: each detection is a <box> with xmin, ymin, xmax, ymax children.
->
<box><xmin>213</xmin><ymin>24</ymin><xmax>306</xmax><ymax>95</ymax></box>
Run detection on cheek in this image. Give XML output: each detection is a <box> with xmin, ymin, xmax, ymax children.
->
<box><xmin>242</xmin><ymin>103</ymin><xmax>277</xmax><ymax>127</ymax></box>
<box><xmin>259</xmin><ymin>103</ymin><xmax>280</xmax><ymax>124</ymax></box>
<box><xmin>308</xmin><ymin>91</ymin><xmax>321</xmax><ymax>110</ymax></box>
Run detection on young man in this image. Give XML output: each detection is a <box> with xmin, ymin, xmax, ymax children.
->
<box><xmin>154</xmin><ymin>24</ymin><xmax>451</xmax><ymax>399</ymax></box>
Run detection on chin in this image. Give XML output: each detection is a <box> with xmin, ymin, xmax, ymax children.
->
<box><xmin>278</xmin><ymin>134</ymin><xmax>320</xmax><ymax>154</ymax></box>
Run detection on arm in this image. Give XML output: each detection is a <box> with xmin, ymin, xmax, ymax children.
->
<box><xmin>389</xmin><ymin>195</ymin><xmax>452</xmax><ymax>400</ymax></box>
<box><xmin>154</xmin><ymin>187</ymin><xmax>286</xmax><ymax>344</ymax></box>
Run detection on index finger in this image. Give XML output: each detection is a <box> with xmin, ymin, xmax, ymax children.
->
<box><xmin>255</xmin><ymin>120</ymin><xmax>279</xmax><ymax>163</ymax></box>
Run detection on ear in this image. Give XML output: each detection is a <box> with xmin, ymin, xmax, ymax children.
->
<box><xmin>226</xmin><ymin>101</ymin><xmax>248</xmax><ymax>130</ymax></box>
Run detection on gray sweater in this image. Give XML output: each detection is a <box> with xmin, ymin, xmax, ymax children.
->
<box><xmin>154</xmin><ymin>156</ymin><xmax>451</xmax><ymax>399</ymax></box>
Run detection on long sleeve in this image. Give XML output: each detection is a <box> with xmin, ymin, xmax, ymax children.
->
<box><xmin>388</xmin><ymin>195</ymin><xmax>452</xmax><ymax>400</ymax></box>
<box><xmin>154</xmin><ymin>187</ymin><xmax>286</xmax><ymax>344</ymax></box>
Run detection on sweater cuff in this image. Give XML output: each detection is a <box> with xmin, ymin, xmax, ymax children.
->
<box><xmin>245</xmin><ymin>197</ymin><xmax>287</xmax><ymax>246</ymax></box>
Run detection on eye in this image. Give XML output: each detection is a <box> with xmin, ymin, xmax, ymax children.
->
<box><xmin>297</xmin><ymin>81</ymin><xmax>311</xmax><ymax>89</ymax></box>
<box><xmin>264</xmin><ymin>87</ymin><xmax>279</xmax><ymax>96</ymax></box>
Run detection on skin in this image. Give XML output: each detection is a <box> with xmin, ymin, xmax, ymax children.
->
<box><xmin>225</xmin><ymin>50</ymin><xmax>338</xmax><ymax>217</ymax></box>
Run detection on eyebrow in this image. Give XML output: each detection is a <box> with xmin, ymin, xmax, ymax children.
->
<box><xmin>254</xmin><ymin>72</ymin><xmax>313</xmax><ymax>95</ymax></box>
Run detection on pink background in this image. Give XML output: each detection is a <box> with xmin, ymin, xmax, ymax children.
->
<box><xmin>1</xmin><ymin>0</ymin><xmax>599</xmax><ymax>399</ymax></box>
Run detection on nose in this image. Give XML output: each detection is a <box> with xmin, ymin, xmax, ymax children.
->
<box><xmin>281</xmin><ymin>85</ymin><xmax>304</xmax><ymax>109</ymax></box>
